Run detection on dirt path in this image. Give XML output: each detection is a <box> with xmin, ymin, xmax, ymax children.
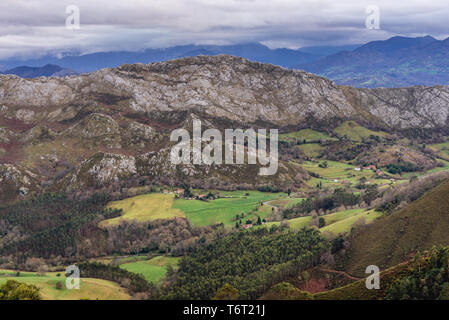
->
<box><xmin>319</xmin><ymin>268</ymin><xmax>363</xmax><ymax>281</ymax></box>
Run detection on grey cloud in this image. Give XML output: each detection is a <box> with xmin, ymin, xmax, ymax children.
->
<box><xmin>0</xmin><ymin>0</ymin><xmax>447</xmax><ymax>59</ymax></box>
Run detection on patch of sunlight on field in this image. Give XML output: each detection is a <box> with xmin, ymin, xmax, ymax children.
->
<box><xmin>120</xmin><ymin>256</ymin><xmax>180</xmax><ymax>283</ymax></box>
<box><xmin>0</xmin><ymin>271</ymin><xmax>130</xmax><ymax>300</ymax></box>
<box><xmin>100</xmin><ymin>193</ymin><xmax>185</xmax><ymax>227</ymax></box>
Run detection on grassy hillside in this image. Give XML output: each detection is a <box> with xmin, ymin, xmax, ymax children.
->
<box><xmin>100</xmin><ymin>193</ymin><xmax>185</xmax><ymax>227</ymax></box>
<box><xmin>342</xmin><ymin>179</ymin><xmax>449</xmax><ymax>277</ymax></box>
<box><xmin>279</xmin><ymin>129</ymin><xmax>335</xmax><ymax>142</ymax></box>
<box><xmin>314</xmin><ymin>262</ymin><xmax>409</xmax><ymax>300</ymax></box>
<box><xmin>334</xmin><ymin>121</ymin><xmax>389</xmax><ymax>142</ymax></box>
<box><xmin>0</xmin><ymin>270</ymin><xmax>130</xmax><ymax>300</ymax></box>
<box><xmin>262</xmin><ymin>208</ymin><xmax>381</xmax><ymax>237</ymax></box>
<box><xmin>321</xmin><ymin>209</ymin><xmax>382</xmax><ymax>237</ymax></box>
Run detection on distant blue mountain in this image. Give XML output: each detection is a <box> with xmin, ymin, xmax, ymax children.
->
<box><xmin>2</xmin><ymin>37</ymin><xmax>448</xmax><ymax>88</ymax></box>
<box><xmin>299</xmin><ymin>36</ymin><xmax>449</xmax><ymax>87</ymax></box>
<box><xmin>297</xmin><ymin>44</ymin><xmax>362</xmax><ymax>56</ymax></box>
<box><xmin>1</xmin><ymin>64</ymin><xmax>79</xmax><ymax>78</ymax></box>
<box><xmin>0</xmin><ymin>43</ymin><xmax>319</xmax><ymax>73</ymax></box>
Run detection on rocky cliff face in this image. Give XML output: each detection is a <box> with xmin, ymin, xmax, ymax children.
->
<box><xmin>0</xmin><ymin>55</ymin><xmax>447</xmax><ymax>201</ymax></box>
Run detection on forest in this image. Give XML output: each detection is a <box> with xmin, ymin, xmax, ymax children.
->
<box><xmin>163</xmin><ymin>226</ymin><xmax>328</xmax><ymax>299</ymax></box>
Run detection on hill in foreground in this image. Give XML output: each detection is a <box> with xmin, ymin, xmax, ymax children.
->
<box><xmin>341</xmin><ymin>179</ymin><xmax>449</xmax><ymax>277</ymax></box>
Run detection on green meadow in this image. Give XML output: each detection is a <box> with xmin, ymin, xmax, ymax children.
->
<box><xmin>0</xmin><ymin>270</ymin><xmax>130</xmax><ymax>300</ymax></box>
<box><xmin>119</xmin><ymin>256</ymin><xmax>180</xmax><ymax>284</ymax></box>
<box><xmin>279</xmin><ymin>128</ymin><xmax>336</xmax><ymax>142</ymax></box>
<box><xmin>260</xmin><ymin>207</ymin><xmax>382</xmax><ymax>239</ymax></box>
<box><xmin>173</xmin><ymin>191</ymin><xmax>285</xmax><ymax>227</ymax></box>
<box><xmin>320</xmin><ymin>209</ymin><xmax>382</xmax><ymax>237</ymax></box>
<box><xmin>100</xmin><ymin>193</ymin><xmax>185</xmax><ymax>227</ymax></box>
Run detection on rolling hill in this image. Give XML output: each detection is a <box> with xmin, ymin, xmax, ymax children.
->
<box><xmin>341</xmin><ymin>179</ymin><xmax>449</xmax><ymax>277</ymax></box>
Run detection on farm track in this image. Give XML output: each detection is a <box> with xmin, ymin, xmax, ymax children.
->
<box><xmin>319</xmin><ymin>268</ymin><xmax>363</xmax><ymax>281</ymax></box>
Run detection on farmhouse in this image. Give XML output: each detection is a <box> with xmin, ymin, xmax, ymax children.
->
<box><xmin>174</xmin><ymin>188</ymin><xmax>184</xmax><ymax>195</ymax></box>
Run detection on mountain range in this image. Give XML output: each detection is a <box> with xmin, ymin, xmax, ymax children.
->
<box><xmin>2</xmin><ymin>36</ymin><xmax>448</xmax><ymax>88</ymax></box>
<box><xmin>300</xmin><ymin>35</ymin><xmax>449</xmax><ymax>87</ymax></box>
<box><xmin>0</xmin><ymin>64</ymin><xmax>79</xmax><ymax>78</ymax></box>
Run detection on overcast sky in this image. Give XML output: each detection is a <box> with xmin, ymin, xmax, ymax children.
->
<box><xmin>0</xmin><ymin>0</ymin><xmax>447</xmax><ymax>59</ymax></box>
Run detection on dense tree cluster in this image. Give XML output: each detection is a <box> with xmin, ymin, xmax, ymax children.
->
<box><xmin>386</xmin><ymin>161</ymin><xmax>419</xmax><ymax>174</ymax></box>
<box><xmin>387</xmin><ymin>246</ymin><xmax>449</xmax><ymax>300</ymax></box>
<box><xmin>0</xmin><ymin>192</ymin><xmax>120</xmax><ymax>262</ymax></box>
<box><xmin>282</xmin><ymin>188</ymin><xmax>360</xmax><ymax>218</ymax></box>
<box><xmin>0</xmin><ymin>280</ymin><xmax>41</xmax><ymax>300</ymax></box>
<box><xmin>163</xmin><ymin>227</ymin><xmax>327</xmax><ymax>299</ymax></box>
<box><xmin>105</xmin><ymin>218</ymin><xmax>218</xmax><ymax>256</ymax></box>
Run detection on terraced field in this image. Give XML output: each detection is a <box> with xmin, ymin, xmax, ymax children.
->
<box><xmin>0</xmin><ymin>270</ymin><xmax>130</xmax><ymax>300</ymax></box>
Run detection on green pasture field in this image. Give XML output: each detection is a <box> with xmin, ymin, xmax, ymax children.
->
<box><xmin>173</xmin><ymin>191</ymin><xmax>285</xmax><ymax>228</ymax></box>
<box><xmin>0</xmin><ymin>270</ymin><xmax>130</xmax><ymax>300</ymax></box>
<box><xmin>119</xmin><ymin>256</ymin><xmax>180</xmax><ymax>283</ymax></box>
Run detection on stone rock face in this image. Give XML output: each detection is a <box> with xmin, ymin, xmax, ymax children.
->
<box><xmin>61</xmin><ymin>152</ymin><xmax>137</xmax><ymax>190</ymax></box>
<box><xmin>0</xmin><ymin>127</ymin><xmax>15</xmax><ymax>143</ymax></box>
<box><xmin>343</xmin><ymin>86</ymin><xmax>449</xmax><ymax>129</ymax></box>
<box><xmin>0</xmin><ymin>55</ymin><xmax>447</xmax><ymax>130</ymax></box>
<box><xmin>0</xmin><ymin>164</ymin><xmax>41</xmax><ymax>202</ymax></box>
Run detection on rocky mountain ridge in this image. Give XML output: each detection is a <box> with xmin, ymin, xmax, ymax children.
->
<box><xmin>0</xmin><ymin>55</ymin><xmax>448</xmax><ymax>130</ymax></box>
<box><xmin>0</xmin><ymin>55</ymin><xmax>447</xmax><ymax>202</ymax></box>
